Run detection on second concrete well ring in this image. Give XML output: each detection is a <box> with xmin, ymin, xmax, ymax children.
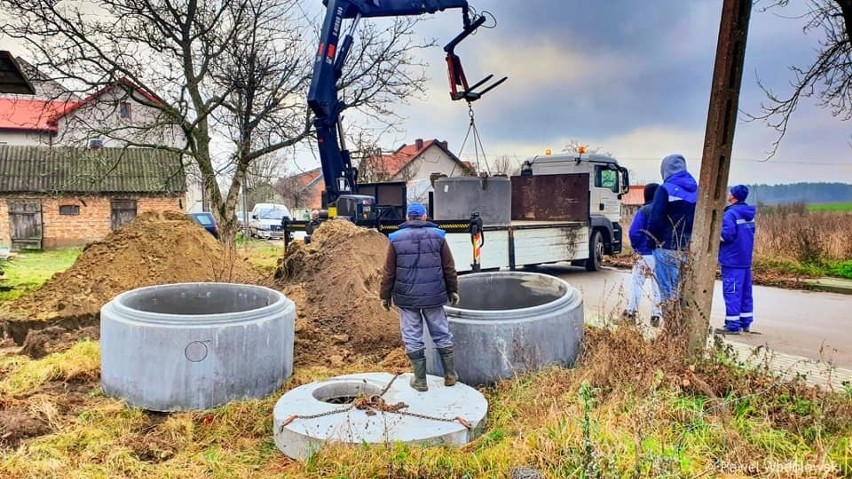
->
<box><xmin>425</xmin><ymin>272</ymin><xmax>584</xmax><ymax>386</ymax></box>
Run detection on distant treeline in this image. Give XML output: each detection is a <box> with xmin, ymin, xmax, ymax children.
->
<box><xmin>744</xmin><ymin>183</ymin><xmax>852</xmax><ymax>205</ymax></box>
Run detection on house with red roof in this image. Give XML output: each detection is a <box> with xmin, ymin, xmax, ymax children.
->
<box><xmin>276</xmin><ymin>168</ymin><xmax>324</xmax><ymax>212</ymax></box>
<box><xmin>621</xmin><ymin>185</ymin><xmax>647</xmax><ymax>217</ymax></box>
<box><xmin>360</xmin><ymin>138</ymin><xmax>472</xmax><ymax>183</ymax></box>
<box><xmin>0</xmin><ymin>65</ymin><xmax>202</xmax><ymax>214</ymax></box>
<box><xmin>0</xmin><ymin>77</ymin><xmax>178</xmax><ymax>149</ymax></box>
<box><xmin>278</xmin><ymin>139</ymin><xmax>473</xmax><ymax>210</ymax></box>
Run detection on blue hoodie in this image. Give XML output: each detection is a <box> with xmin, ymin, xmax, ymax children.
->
<box><xmin>718</xmin><ymin>202</ymin><xmax>756</xmax><ymax>268</ymax></box>
<box><xmin>629</xmin><ymin>205</ymin><xmax>654</xmax><ymax>255</ymax></box>
<box><xmin>648</xmin><ymin>154</ymin><xmax>699</xmax><ymax>250</ymax></box>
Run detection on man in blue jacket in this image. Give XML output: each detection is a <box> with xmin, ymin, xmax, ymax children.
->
<box><xmin>625</xmin><ymin>183</ymin><xmax>662</xmax><ymax>326</ymax></box>
<box><xmin>380</xmin><ymin>203</ymin><xmax>460</xmax><ymax>392</ymax></box>
<box><xmin>647</xmin><ymin>154</ymin><xmax>698</xmax><ymax>309</ymax></box>
<box><xmin>716</xmin><ymin>185</ymin><xmax>757</xmax><ymax>335</ymax></box>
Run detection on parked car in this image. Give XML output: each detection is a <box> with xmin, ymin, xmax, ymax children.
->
<box><xmin>235</xmin><ymin>210</ymin><xmax>248</xmax><ymax>228</ymax></box>
<box><xmin>188</xmin><ymin>212</ymin><xmax>220</xmax><ymax>239</ymax></box>
<box><xmin>249</xmin><ymin>203</ymin><xmax>291</xmax><ymax>239</ymax></box>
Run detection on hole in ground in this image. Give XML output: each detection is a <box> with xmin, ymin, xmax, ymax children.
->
<box><xmin>312</xmin><ymin>381</ymin><xmax>382</xmax><ymax>404</ymax></box>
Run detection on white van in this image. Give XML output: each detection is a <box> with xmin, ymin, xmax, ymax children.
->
<box><xmin>249</xmin><ymin>203</ymin><xmax>291</xmax><ymax>239</ymax></box>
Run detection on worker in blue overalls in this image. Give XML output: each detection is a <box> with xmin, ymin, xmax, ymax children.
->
<box><xmin>716</xmin><ymin>185</ymin><xmax>757</xmax><ymax>335</ymax></box>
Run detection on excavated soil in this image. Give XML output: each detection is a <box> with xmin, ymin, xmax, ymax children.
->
<box><xmin>9</xmin><ymin>211</ymin><xmax>264</xmax><ymax>322</ymax></box>
<box><xmin>19</xmin><ymin>326</ymin><xmax>100</xmax><ymax>359</ymax></box>
<box><xmin>276</xmin><ymin>220</ymin><xmax>403</xmax><ymax>367</ymax></box>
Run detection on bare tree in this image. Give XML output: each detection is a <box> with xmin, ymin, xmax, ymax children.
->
<box><xmin>491</xmin><ymin>154</ymin><xmax>521</xmax><ymax>175</ymax></box>
<box><xmin>750</xmin><ymin>0</ymin><xmax>852</xmax><ymax>156</ymax></box>
<box><xmin>0</xmin><ymin>0</ymin><xmax>433</xmax><ymax>243</ymax></box>
<box><xmin>561</xmin><ymin>138</ymin><xmax>614</xmax><ymax>156</ymax></box>
<box><xmin>274</xmin><ymin>174</ymin><xmax>312</xmax><ymax>210</ymax></box>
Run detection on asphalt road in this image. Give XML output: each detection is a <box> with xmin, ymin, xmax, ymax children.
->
<box><xmin>531</xmin><ymin>265</ymin><xmax>852</xmax><ymax>368</ymax></box>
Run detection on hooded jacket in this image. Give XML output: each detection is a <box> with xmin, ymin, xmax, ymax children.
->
<box><xmin>628</xmin><ymin>206</ymin><xmax>654</xmax><ymax>255</ymax></box>
<box><xmin>380</xmin><ymin>220</ymin><xmax>458</xmax><ymax>309</ymax></box>
<box><xmin>648</xmin><ymin>154</ymin><xmax>698</xmax><ymax>250</ymax></box>
<box><xmin>718</xmin><ymin>202</ymin><xmax>756</xmax><ymax>268</ymax></box>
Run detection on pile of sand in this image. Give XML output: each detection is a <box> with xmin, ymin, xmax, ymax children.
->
<box><xmin>11</xmin><ymin>211</ymin><xmax>263</xmax><ymax>321</ymax></box>
<box><xmin>276</xmin><ymin>220</ymin><xmax>404</xmax><ymax>367</ymax></box>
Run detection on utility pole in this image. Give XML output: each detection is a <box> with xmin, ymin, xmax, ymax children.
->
<box><xmin>682</xmin><ymin>0</ymin><xmax>753</xmax><ymax>354</ymax></box>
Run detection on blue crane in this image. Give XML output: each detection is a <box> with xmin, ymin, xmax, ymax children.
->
<box><xmin>307</xmin><ymin>0</ymin><xmax>504</xmax><ymax>220</ymax></box>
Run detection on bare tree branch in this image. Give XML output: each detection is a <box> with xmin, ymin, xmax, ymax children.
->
<box><xmin>749</xmin><ymin>0</ymin><xmax>852</xmax><ymax>158</ymax></box>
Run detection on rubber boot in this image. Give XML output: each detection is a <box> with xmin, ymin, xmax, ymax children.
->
<box><xmin>437</xmin><ymin>347</ymin><xmax>459</xmax><ymax>387</ymax></box>
<box><xmin>407</xmin><ymin>349</ymin><xmax>428</xmax><ymax>392</ymax></box>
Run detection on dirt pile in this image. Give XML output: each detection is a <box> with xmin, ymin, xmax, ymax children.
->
<box><xmin>276</xmin><ymin>220</ymin><xmax>403</xmax><ymax>367</ymax></box>
<box><xmin>10</xmin><ymin>211</ymin><xmax>263</xmax><ymax>321</ymax></box>
<box><xmin>19</xmin><ymin>326</ymin><xmax>99</xmax><ymax>359</ymax></box>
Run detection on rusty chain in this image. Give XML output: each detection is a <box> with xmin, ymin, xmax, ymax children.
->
<box><xmin>280</xmin><ymin>373</ymin><xmax>472</xmax><ymax>431</ymax></box>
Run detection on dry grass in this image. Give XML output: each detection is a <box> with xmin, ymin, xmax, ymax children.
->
<box><xmin>618</xmin><ymin>207</ymin><xmax>852</xmax><ymax>279</ymax></box>
<box><xmin>755</xmin><ymin>206</ymin><xmax>852</xmax><ymax>266</ymax></box>
<box><xmin>1</xmin><ymin>328</ymin><xmax>850</xmax><ymax>478</ymax></box>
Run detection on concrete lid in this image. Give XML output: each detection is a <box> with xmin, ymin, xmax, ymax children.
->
<box><xmin>273</xmin><ymin>372</ymin><xmax>488</xmax><ymax>460</ymax></box>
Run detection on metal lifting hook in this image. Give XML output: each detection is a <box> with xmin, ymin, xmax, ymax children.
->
<box><xmin>444</xmin><ymin>11</ymin><xmax>507</xmax><ymax>102</ymax></box>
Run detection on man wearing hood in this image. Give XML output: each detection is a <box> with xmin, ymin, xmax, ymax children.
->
<box><xmin>647</xmin><ymin>154</ymin><xmax>699</xmax><ymax>308</ymax></box>
<box><xmin>380</xmin><ymin>202</ymin><xmax>460</xmax><ymax>392</ymax></box>
<box><xmin>716</xmin><ymin>185</ymin><xmax>757</xmax><ymax>335</ymax></box>
<box><xmin>625</xmin><ymin>182</ymin><xmax>662</xmax><ymax>326</ymax></box>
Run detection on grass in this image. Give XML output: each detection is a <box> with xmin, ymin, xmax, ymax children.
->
<box><xmin>0</xmin><ymin>248</ymin><xmax>81</xmax><ymax>303</ymax></box>
<box><xmin>0</xmin><ymin>329</ymin><xmax>849</xmax><ymax>478</ymax></box>
<box><xmin>808</xmin><ymin>202</ymin><xmax>852</xmax><ymax>213</ymax></box>
<box><xmin>239</xmin><ymin>239</ymin><xmax>284</xmax><ymax>275</ymax></box>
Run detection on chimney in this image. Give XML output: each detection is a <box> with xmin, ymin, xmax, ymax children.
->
<box><xmin>440</xmin><ymin>140</ymin><xmax>448</xmax><ymax>149</ymax></box>
<box><xmin>415</xmin><ymin>138</ymin><xmax>423</xmax><ymax>150</ymax></box>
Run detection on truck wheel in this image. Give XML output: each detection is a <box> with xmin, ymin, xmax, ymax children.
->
<box><xmin>585</xmin><ymin>230</ymin><xmax>604</xmax><ymax>272</ymax></box>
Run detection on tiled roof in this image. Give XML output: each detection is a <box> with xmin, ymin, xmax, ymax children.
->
<box><xmin>0</xmin><ymin>78</ymin><xmax>160</xmax><ymax>132</ymax></box>
<box><xmin>0</xmin><ymin>145</ymin><xmax>185</xmax><ymax>194</ymax></box>
<box><xmin>0</xmin><ymin>98</ymin><xmax>80</xmax><ymax>132</ymax></box>
<box><xmin>622</xmin><ymin>185</ymin><xmax>647</xmax><ymax>206</ymax></box>
<box><xmin>365</xmin><ymin>138</ymin><xmax>468</xmax><ymax>178</ymax></box>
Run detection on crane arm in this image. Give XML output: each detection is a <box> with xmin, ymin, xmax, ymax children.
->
<box><xmin>308</xmin><ymin>0</ymin><xmax>501</xmax><ymax>206</ymax></box>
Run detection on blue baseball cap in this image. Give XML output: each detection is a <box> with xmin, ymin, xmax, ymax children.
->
<box><xmin>407</xmin><ymin>202</ymin><xmax>426</xmax><ymax>218</ymax></box>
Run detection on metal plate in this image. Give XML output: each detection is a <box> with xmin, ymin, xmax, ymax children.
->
<box><xmin>511</xmin><ymin>173</ymin><xmax>590</xmax><ymax>222</ymax></box>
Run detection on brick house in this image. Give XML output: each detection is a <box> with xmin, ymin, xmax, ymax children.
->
<box><xmin>0</xmin><ymin>145</ymin><xmax>185</xmax><ymax>249</ymax></box>
<box><xmin>277</xmin><ymin>168</ymin><xmax>323</xmax><ymax>212</ymax></box>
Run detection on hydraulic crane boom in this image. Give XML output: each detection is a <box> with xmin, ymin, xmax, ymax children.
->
<box><xmin>308</xmin><ymin>0</ymin><xmax>502</xmax><ymax>211</ymax></box>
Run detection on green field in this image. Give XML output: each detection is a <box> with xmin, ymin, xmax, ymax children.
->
<box><xmin>0</xmin><ymin>248</ymin><xmax>81</xmax><ymax>302</ymax></box>
<box><xmin>807</xmin><ymin>202</ymin><xmax>852</xmax><ymax>212</ymax></box>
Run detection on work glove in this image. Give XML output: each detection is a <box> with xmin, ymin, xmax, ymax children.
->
<box><xmin>381</xmin><ymin>299</ymin><xmax>391</xmax><ymax>312</ymax></box>
<box><xmin>450</xmin><ymin>292</ymin><xmax>460</xmax><ymax>305</ymax></box>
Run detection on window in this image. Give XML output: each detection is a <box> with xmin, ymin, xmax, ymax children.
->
<box><xmin>59</xmin><ymin>205</ymin><xmax>80</xmax><ymax>215</ymax></box>
<box><xmin>120</xmin><ymin>102</ymin><xmax>132</xmax><ymax>119</ymax></box>
<box><xmin>594</xmin><ymin>166</ymin><xmax>620</xmax><ymax>194</ymax></box>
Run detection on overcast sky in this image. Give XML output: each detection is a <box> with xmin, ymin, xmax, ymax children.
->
<box><xmin>337</xmin><ymin>0</ymin><xmax>852</xmax><ymax>185</ymax></box>
<box><xmin>2</xmin><ymin>1</ymin><xmax>850</xmax><ymax>185</ymax></box>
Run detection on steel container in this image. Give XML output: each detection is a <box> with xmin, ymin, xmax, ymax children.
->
<box><xmin>432</xmin><ymin>176</ymin><xmax>512</xmax><ymax>225</ymax></box>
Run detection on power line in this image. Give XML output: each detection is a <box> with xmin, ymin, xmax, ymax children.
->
<box><xmin>615</xmin><ymin>156</ymin><xmax>848</xmax><ymax>166</ymax></box>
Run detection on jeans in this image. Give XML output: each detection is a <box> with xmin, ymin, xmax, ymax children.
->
<box><xmin>399</xmin><ymin>307</ymin><xmax>453</xmax><ymax>352</ymax></box>
<box><xmin>653</xmin><ymin>248</ymin><xmax>686</xmax><ymax>304</ymax></box>
<box><xmin>627</xmin><ymin>254</ymin><xmax>661</xmax><ymax>317</ymax></box>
